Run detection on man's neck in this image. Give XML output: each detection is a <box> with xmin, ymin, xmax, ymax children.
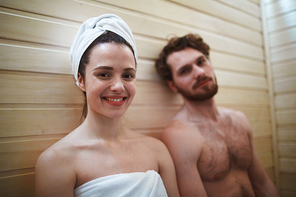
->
<box><xmin>182</xmin><ymin>97</ymin><xmax>220</xmax><ymax>122</ymax></box>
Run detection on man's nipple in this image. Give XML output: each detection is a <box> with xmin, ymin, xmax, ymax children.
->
<box><xmin>213</xmin><ymin>173</ymin><xmax>222</xmax><ymax>180</ymax></box>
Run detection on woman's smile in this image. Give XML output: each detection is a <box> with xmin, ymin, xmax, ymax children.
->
<box><xmin>102</xmin><ymin>96</ymin><xmax>128</xmax><ymax>106</ymax></box>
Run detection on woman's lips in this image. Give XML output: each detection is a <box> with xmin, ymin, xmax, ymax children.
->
<box><xmin>102</xmin><ymin>96</ymin><xmax>127</xmax><ymax>106</ymax></box>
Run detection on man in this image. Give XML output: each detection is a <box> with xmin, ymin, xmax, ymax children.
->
<box><xmin>155</xmin><ymin>33</ymin><xmax>280</xmax><ymax>197</ymax></box>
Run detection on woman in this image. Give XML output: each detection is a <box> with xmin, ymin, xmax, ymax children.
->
<box><xmin>35</xmin><ymin>14</ymin><xmax>179</xmax><ymax>197</ymax></box>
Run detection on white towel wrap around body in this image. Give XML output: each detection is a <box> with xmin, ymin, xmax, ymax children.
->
<box><xmin>74</xmin><ymin>170</ymin><xmax>168</xmax><ymax>197</ymax></box>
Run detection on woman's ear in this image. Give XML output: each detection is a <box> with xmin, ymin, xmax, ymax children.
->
<box><xmin>166</xmin><ymin>80</ymin><xmax>178</xmax><ymax>93</ymax></box>
<box><xmin>78</xmin><ymin>73</ymin><xmax>86</xmax><ymax>92</ymax></box>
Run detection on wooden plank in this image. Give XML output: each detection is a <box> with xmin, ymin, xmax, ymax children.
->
<box><xmin>249</xmin><ymin>0</ymin><xmax>260</xmax><ymax>5</ymax></box>
<box><xmin>279</xmin><ymin>158</ymin><xmax>296</xmax><ymax>174</ymax></box>
<box><xmin>215</xmin><ymin>70</ymin><xmax>267</xmax><ymax>90</ymax></box>
<box><xmin>228</xmin><ymin>106</ymin><xmax>270</xmax><ymax>122</ymax></box>
<box><xmin>269</xmin><ymin>27</ymin><xmax>296</xmax><ymax>48</ymax></box>
<box><xmin>0</xmin><ymin>8</ymin><xmax>77</xmax><ymax>48</ymax></box>
<box><xmin>274</xmin><ymin>76</ymin><xmax>296</xmax><ymax>93</ymax></box>
<box><xmin>278</xmin><ymin>142</ymin><xmax>296</xmax><ymax>157</ymax></box>
<box><xmin>0</xmin><ymin>132</ymin><xmax>274</xmax><ymax>172</ymax></box>
<box><xmin>275</xmin><ymin>93</ymin><xmax>296</xmax><ymax>109</ymax></box>
<box><xmin>169</xmin><ymin>0</ymin><xmax>261</xmax><ymax>31</ymax></box>
<box><xmin>0</xmin><ymin>108</ymin><xmax>82</xmax><ymax>137</ymax></box>
<box><xmin>0</xmin><ymin>173</ymin><xmax>35</xmax><ymax>197</ymax></box>
<box><xmin>272</xmin><ymin>59</ymin><xmax>296</xmax><ymax>78</ymax></box>
<box><xmin>265</xmin><ymin>0</ymin><xmax>296</xmax><ymax>18</ymax></box>
<box><xmin>124</xmin><ymin>105</ymin><xmax>181</xmax><ymax>129</ymax></box>
<box><xmin>265</xmin><ymin>166</ymin><xmax>275</xmax><ymax>183</ymax></box>
<box><xmin>0</xmin><ymin>40</ymin><xmax>267</xmax><ymax>85</ymax></box>
<box><xmin>211</xmin><ymin>51</ymin><xmax>265</xmax><ymax>75</ymax></box>
<box><xmin>276</xmin><ymin>109</ymin><xmax>296</xmax><ymax>125</ymax></box>
<box><xmin>0</xmin><ymin>105</ymin><xmax>271</xmax><ymax>138</ymax></box>
<box><xmin>271</xmin><ymin>43</ymin><xmax>296</xmax><ymax>63</ymax></box>
<box><xmin>254</xmin><ymin>137</ymin><xmax>272</xmax><ymax>155</ymax></box>
<box><xmin>0</xmin><ymin>71</ymin><xmax>84</xmax><ymax>104</ymax></box>
<box><xmin>0</xmin><ymin>41</ymin><xmax>162</xmax><ymax>81</ymax></box>
<box><xmin>0</xmin><ymin>71</ymin><xmax>270</xmax><ymax>106</ymax></box>
<box><xmin>258</xmin><ymin>152</ymin><xmax>274</xmax><ymax>169</ymax></box>
<box><xmin>267</xmin><ymin>11</ymin><xmax>296</xmax><ymax>32</ymax></box>
<box><xmin>133</xmin><ymin>81</ymin><xmax>182</xmax><ymax>106</ymax></box>
<box><xmin>280</xmin><ymin>191</ymin><xmax>296</xmax><ymax>197</ymax></box>
<box><xmin>0</xmin><ymin>5</ymin><xmax>264</xmax><ymax>61</ymax></box>
<box><xmin>91</xmin><ymin>0</ymin><xmax>262</xmax><ymax>46</ymax></box>
<box><xmin>0</xmin><ymin>138</ymin><xmax>60</xmax><ymax>172</ymax></box>
<box><xmin>261</xmin><ymin>0</ymin><xmax>280</xmax><ymax>187</ymax></box>
<box><xmin>251</xmin><ymin>123</ymin><xmax>272</xmax><ymax>138</ymax></box>
<box><xmin>280</xmin><ymin>174</ymin><xmax>296</xmax><ymax>191</ymax></box>
<box><xmin>216</xmin><ymin>88</ymin><xmax>269</xmax><ymax>106</ymax></box>
<box><xmin>216</xmin><ymin>0</ymin><xmax>260</xmax><ymax>18</ymax></box>
<box><xmin>0</xmin><ymin>43</ymin><xmax>71</xmax><ymax>74</ymax></box>
<box><xmin>278</xmin><ymin>128</ymin><xmax>296</xmax><ymax>142</ymax></box>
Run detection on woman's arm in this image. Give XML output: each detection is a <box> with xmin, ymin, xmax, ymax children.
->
<box><xmin>157</xmin><ymin>140</ymin><xmax>180</xmax><ymax>197</ymax></box>
<box><xmin>35</xmin><ymin>147</ymin><xmax>76</xmax><ymax>197</ymax></box>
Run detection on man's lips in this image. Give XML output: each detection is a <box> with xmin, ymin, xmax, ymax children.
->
<box><xmin>192</xmin><ymin>76</ymin><xmax>212</xmax><ymax>90</ymax></box>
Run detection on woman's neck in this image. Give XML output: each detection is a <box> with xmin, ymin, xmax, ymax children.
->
<box><xmin>82</xmin><ymin>110</ymin><xmax>126</xmax><ymax>141</ymax></box>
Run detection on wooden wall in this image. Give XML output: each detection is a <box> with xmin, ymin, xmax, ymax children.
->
<box><xmin>261</xmin><ymin>0</ymin><xmax>296</xmax><ymax>196</ymax></box>
<box><xmin>0</xmin><ymin>0</ymin><xmax>280</xmax><ymax>196</ymax></box>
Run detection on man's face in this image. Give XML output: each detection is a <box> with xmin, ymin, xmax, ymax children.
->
<box><xmin>166</xmin><ymin>48</ymin><xmax>218</xmax><ymax>101</ymax></box>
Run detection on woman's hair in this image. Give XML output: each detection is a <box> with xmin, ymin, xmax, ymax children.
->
<box><xmin>155</xmin><ymin>33</ymin><xmax>210</xmax><ymax>81</ymax></box>
<box><xmin>78</xmin><ymin>31</ymin><xmax>136</xmax><ymax>118</ymax></box>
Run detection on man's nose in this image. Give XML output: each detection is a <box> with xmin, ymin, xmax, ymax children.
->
<box><xmin>193</xmin><ymin>65</ymin><xmax>205</xmax><ymax>79</ymax></box>
<box><xmin>110</xmin><ymin>77</ymin><xmax>124</xmax><ymax>92</ymax></box>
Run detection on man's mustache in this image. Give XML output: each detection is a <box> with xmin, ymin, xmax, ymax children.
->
<box><xmin>192</xmin><ymin>76</ymin><xmax>213</xmax><ymax>90</ymax></box>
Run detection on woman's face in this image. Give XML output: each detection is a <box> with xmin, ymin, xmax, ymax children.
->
<box><xmin>78</xmin><ymin>42</ymin><xmax>136</xmax><ymax>119</ymax></box>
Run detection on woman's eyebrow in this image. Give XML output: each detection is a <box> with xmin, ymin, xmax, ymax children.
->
<box><xmin>93</xmin><ymin>66</ymin><xmax>113</xmax><ymax>71</ymax></box>
<box><xmin>124</xmin><ymin>67</ymin><xmax>136</xmax><ymax>72</ymax></box>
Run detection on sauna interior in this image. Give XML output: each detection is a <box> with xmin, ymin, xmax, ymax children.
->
<box><xmin>0</xmin><ymin>0</ymin><xmax>295</xmax><ymax>196</ymax></box>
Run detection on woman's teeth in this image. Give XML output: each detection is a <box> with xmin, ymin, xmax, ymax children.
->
<box><xmin>106</xmin><ymin>98</ymin><xmax>124</xmax><ymax>102</ymax></box>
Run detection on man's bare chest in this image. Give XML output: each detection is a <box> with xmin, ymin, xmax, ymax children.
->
<box><xmin>192</xmin><ymin>121</ymin><xmax>253</xmax><ymax>181</ymax></box>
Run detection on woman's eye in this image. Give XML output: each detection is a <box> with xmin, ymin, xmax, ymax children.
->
<box><xmin>123</xmin><ymin>73</ymin><xmax>135</xmax><ymax>80</ymax></box>
<box><xmin>97</xmin><ymin>73</ymin><xmax>110</xmax><ymax>78</ymax></box>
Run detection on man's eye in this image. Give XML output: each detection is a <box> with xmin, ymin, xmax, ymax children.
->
<box><xmin>197</xmin><ymin>59</ymin><xmax>205</xmax><ymax>66</ymax></box>
<box><xmin>179</xmin><ymin>67</ymin><xmax>191</xmax><ymax>75</ymax></box>
<box><xmin>180</xmin><ymin>69</ymin><xmax>187</xmax><ymax>74</ymax></box>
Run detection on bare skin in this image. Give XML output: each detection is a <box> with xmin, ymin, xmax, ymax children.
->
<box><xmin>161</xmin><ymin>47</ymin><xmax>280</xmax><ymax>197</ymax></box>
<box><xmin>35</xmin><ymin>43</ymin><xmax>179</xmax><ymax>197</ymax></box>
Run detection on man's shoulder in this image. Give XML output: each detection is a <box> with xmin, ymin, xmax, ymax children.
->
<box><xmin>162</xmin><ymin>118</ymin><xmax>202</xmax><ymax>145</ymax></box>
<box><xmin>164</xmin><ymin>119</ymin><xmax>192</xmax><ymax>135</ymax></box>
<box><xmin>219</xmin><ymin>106</ymin><xmax>248</xmax><ymax>120</ymax></box>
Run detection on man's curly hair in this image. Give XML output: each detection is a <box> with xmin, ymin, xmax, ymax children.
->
<box><xmin>155</xmin><ymin>33</ymin><xmax>210</xmax><ymax>81</ymax></box>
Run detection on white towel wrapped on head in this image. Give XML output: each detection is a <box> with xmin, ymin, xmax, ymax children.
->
<box><xmin>69</xmin><ymin>14</ymin><xmax>138</xmax><ymax>86</ymax></box>
<box><xmin>74</xmin><ymin>170</ymin><xmax>168</xmax><ymax>197</ymax></box>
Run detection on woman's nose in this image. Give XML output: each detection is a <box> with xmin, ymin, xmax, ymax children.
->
<box><xmin>110</xmin><ymin>77</ymin><xmax>124</xmax><ymax>92</ymax></box>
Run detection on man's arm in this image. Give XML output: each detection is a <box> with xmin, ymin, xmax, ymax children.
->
<box><xmin>161</xmin><ymin>120</ymin><xmax>208</xmax><ymax>197</ymax></box>
<box><xmin>248</xmin><ymin>149</ymin><xmax>281</xmax><ymax>197</ymax></box>
<box><xmin>238</xmin><ymin>111</ymin><xmax>281</xmax><ymax>197</ymax></box>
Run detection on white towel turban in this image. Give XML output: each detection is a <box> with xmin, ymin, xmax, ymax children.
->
<box><xmin>70</xmin><ymin>14</ymin><xmax>138</xmax><ymax>85</ymax></box>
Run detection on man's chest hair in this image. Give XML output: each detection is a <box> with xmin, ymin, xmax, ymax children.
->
<box><xmin>192</xmin><ymin>118</ymin><xmax>253</xmax><ymax>181</ymax></box>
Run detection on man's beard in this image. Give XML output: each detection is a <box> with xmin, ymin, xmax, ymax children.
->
<box><xmin>175</xmin><ymin>76</ymin><xmax>218</xmax><ymax>101</ymax></box>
